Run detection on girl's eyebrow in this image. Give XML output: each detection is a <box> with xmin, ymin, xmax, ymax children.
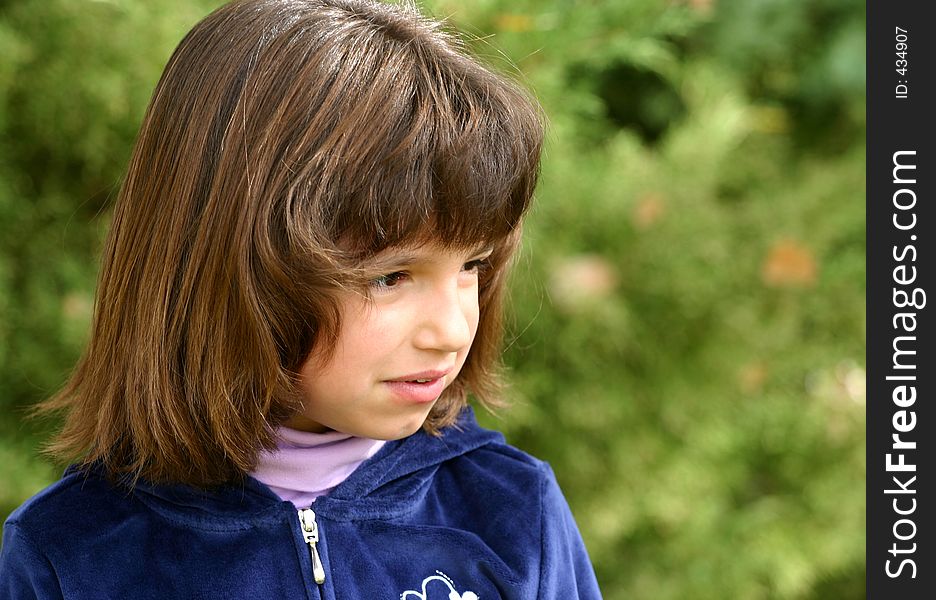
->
<box><xmin>367</xmin><ymin>254</ymin><xmax>419</xmax><ymax>270</ymax></box>
<box><xmin>368</xmin><ymin>245</ymin><xmax>494</xmax><ymax>269</ymax></box>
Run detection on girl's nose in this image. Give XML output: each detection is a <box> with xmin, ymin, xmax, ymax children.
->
<box><xmin>412</xmin><ymin>281</ymin><xmax>476</xmax><ymax>353</ymax></box>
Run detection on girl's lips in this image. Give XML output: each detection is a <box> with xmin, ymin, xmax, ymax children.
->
<box><xmin>387</xmin><ymin>369</ymin><xmax>451</xmax><ymax>382</ymax></box>
<box><xmin>384</xmin><ymin>377</ymin><xmax>447</xmax><ymax>404</ymax></box>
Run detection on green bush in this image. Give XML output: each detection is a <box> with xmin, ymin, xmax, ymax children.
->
<box><xmin>1</xmin><ymin>1</ymin><xmax>864</xmax><ymax>597</ymax></box>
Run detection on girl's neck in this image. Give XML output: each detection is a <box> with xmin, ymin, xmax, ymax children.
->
<box><xmin>250</xmin><ymin>427</ymin><xmax>385</xmax><ymax>507</ymax></box>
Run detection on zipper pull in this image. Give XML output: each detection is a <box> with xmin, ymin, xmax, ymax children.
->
<box><xmin>298</xmin><ymin>508</ymin><xmax>326</xmax><ymax>584</ymax></box>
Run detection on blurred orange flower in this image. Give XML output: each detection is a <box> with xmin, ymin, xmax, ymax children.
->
<box><xmin>632</xmin><ymin>192</ymin><xmax>667</xmax><ymax>229</ymax></box>
<box><xmin>761</xmin><ymin>239</ymin><xmax>818</xmax><ymax>288</ymax></box>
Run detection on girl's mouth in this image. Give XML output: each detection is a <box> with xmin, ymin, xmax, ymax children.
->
<box><xmin>387</xmin><ymin>368</ymin><xmax>452</xmax><ymax>384</ymax></box>
<box><xmin>384</xmin><ymin>375</ymin><xmax>445</xmax><ymax>404</ymax></box>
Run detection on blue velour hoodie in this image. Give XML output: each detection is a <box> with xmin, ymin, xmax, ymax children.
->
<box><xmin>1</xmin><ymin>409</ymin><xmax>602</xmax><ymax>599</ymax></box>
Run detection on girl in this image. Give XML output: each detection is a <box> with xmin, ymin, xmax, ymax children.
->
<box><xmin>0</xmin><ymin>0</ymin><xmax>602</xmax><ymax>598</ymax></box>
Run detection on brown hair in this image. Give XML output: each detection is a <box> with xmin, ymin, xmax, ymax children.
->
<box><xmin>40</xmin><ymin>0</ymin><xmax>543</xmax><ymax>487</ymax></box>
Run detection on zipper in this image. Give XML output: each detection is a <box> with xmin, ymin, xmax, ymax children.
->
<box><xmin>298</xmin><ymin>508</ymin><xmax>326</xmax><ymax>585</ymax></box>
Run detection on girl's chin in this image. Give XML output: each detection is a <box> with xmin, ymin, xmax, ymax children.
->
<box><xmin>373</xmin><ymin>414</ymin><xmax>432</xmax><ymax>441</ymax></box>
<box><xmin>283</xmin><ymin>406</ymin><xmax>433</xmax><ymax>440</ymax></box>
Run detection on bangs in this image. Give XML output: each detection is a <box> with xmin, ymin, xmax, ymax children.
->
<box><xmin>284</xmin><ymin>23</ymin><xmax>543</xmax><ymax>259</ymax></box>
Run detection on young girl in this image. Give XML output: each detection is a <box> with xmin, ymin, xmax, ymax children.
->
<box><xmin>0</xmin><ymin>0</ymin><xmax>601</xmax><ymax>598</ymax></box>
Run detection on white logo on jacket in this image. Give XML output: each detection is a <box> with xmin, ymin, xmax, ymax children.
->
<box><xmin>400</xmin><ymin>570</ymin><xmax>478</xmax><ymax>600</ymax></box>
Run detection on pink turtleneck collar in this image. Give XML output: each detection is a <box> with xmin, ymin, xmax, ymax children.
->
<box><xmin>250</xmin><ymin>427</ymin><xmax>385</xmax><ymax>508</ymax></box>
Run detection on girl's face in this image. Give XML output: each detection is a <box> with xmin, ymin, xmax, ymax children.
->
<box><xmin>286</xmin><ymin>243</ymin><xmax>492</xmax><ymax>439</ymax></box>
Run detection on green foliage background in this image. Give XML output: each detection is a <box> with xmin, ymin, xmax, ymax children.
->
<box><xmin>1</xmin><ymin>0</ymin><xmax>865</xmax><ymax>597</ymax></box>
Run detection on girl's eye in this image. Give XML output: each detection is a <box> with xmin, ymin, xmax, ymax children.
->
<box><xmin>463</xmin><ymin>258</ymin><xmax>491</xmax><ymax>275</ymax></box>
<box><xmin>369</xmin><ymin>271</ymin><xmax>408</xmax><ymax>290</ymax></box>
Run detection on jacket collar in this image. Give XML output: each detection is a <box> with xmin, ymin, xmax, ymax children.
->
<box><xmin>319</xmin><ymin>407</ymin><xmax>503</xmax><ymax>520</ymax></box>
<box><xmin>80</xmin><ymin>407</ymin><xmax>502</xmax><ymax>524</ymax></box>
